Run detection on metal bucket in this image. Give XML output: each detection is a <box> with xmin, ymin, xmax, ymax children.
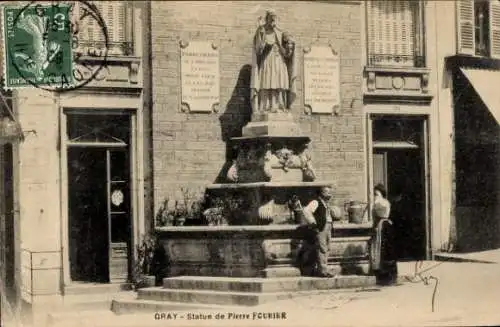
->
<box><xmin>344</xmin><ymin>201</ymin><xmax>368</xmax><ymax>224</ymax></box>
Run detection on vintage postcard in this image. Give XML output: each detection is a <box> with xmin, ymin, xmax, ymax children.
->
<box><xmin>0</xmin><ymin>1</ymin><xmax>499</xmax><ymax>327</ymax></box>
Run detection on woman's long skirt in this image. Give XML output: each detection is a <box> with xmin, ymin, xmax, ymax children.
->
<box><xmin>371</xmin><ymin>219</ymin><xmax>398</xmax><ymax>285</ymax></box>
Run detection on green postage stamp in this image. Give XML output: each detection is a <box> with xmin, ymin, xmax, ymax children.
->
<box><xmin>3</xmin><ymin>4</ymin><xmax>73</xmax><ymax>89</ymax></box>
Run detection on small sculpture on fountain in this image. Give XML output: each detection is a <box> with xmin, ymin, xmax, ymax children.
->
<box><xmin>299</xmin><ymin>144</ymin><xmax>317</xmax><ymax>181</ymax></box>
<box><xmin>227</xmin><ymin>159</ymin><xmax>238</xmax><ymax>182</ymax></box>
<box><xmin>262</xmin><ymin>143</ymin><xmax>273</xmax><ymax>180</ymax></box>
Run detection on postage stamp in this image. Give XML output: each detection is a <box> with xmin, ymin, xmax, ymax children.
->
<box><xmin>2</xmin><ymin>1</ymin><xmax>109</xmax><ymax>91</ymax></box>
<box><xmin>3</xmin><ymin>3</ymin><xmax>73</xmax><ymax>89</ymax></box>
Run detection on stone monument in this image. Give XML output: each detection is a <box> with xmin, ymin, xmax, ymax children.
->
<box><xmin>157</xmin><ymin>9</ymin><xmax>372</xmax><ymax>281</ymax></box>
<box><xmin>111</xmin><ymin>10</ymin><xmax>375</xmax><ymax>314</ymax></box>
<box><xmin>204</xmin><ymin>10</ymin><xmax>330</xmax><ymax>229</ymax></box>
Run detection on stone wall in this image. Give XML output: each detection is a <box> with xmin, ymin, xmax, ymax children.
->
<box><xmin>151</xmin><ymin>1</ymin><xmax>365</xmax><ymax>214</ymax></box>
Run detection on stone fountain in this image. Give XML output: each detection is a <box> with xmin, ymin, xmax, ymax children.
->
<box><xmin>155</xmin><ymin>10</ymin><xmax>373</xmax><ymax>280</ymax></box>
<box><xmin>156</xmin><ymin>101</ymin><xmax>374</xmax><ymax>274</ymax></box>
<box><xmin>112</xmin><ymin>10</ymin><xmax>376</xmax><ymax>313</ymax></box>
<box><xmin>112</xmin><ymin>110</ymin><xmax>375</xmax><ymax>314</ymax></box>
<box><xmin>155</xmin><ymin>108</ymin><xmax>373</xmax><ymax>280</ymax></box>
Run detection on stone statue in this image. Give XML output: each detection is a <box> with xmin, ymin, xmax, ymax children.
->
<box><xmin>251</xmin><ymin>10</ymin><xmax>297</xmax><ymax>114</ymax></box>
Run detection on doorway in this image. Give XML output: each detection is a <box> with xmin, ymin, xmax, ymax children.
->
<box><xmin>66</xmin><ymin>112</ymin><xmax>132</xmax><ymax>284</ymax></box>
<box><xmin>68</xmin><ymin>148</ymin><xmax>108</xmax><ymax>282</ymax></box>
<box><xmin>371</xmin><ymin>116</ymin><xmax>429</xmax><ymax>261</ymax></box>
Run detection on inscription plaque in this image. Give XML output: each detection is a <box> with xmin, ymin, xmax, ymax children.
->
<box><xmin>303</xmin><ymin>45</ymin><xmax>340</xmax><ymax>114</ymax></box>
<box><xmin>180</xmin><ymin>41</ymin><xmax>220</xmax><ymax>113</ymax></box>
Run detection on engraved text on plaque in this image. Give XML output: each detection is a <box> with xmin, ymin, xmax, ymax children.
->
<box><xmin>303</xmin><ymin>45</ymin><xmax>340</xmax><ymax>114</ymax></box>
<box><xmin>180</xmin><ymin>41</ymin><xmax>220</xmax><ymax>113</ymax></box>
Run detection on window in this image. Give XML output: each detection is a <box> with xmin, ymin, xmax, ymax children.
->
<box><xmin>457</xmin><ymin>0</ymin><xmax>500</xmax><ymax>58</ymax></box>
<box><xmin>475</xmin><ymin>0</ymin><xmax>490</xmax><ymax>56</ymax></box>
<box><xmin>72</xmin><ymin>1</ymin><xmax>133</xmax><ymax>56</ymax></box>
<box><xmin>366</xmin><ymin>1</ymin><xmax>425</xmax><ymax>67</ymax></box>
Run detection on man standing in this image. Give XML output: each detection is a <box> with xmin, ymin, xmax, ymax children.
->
<box><xmin>301</xmin><ymin>186</ymin><xmax>342</xmax><ymax>277</ymax></box>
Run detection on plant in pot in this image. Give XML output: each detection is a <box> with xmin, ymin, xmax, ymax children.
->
<box><xmin>175</xmin><ymin>187</ymin><xmax>205</xmax><ymax>226</ymax></box>
<box><xmin>133</xmin><ymin>232</ymin><xmax>157</xmax><ymax>290</ymax></box>
<box><xmin>155</xmin><ymin>197</ymin><xmax>175</xmax><ymax>227</ymax></box>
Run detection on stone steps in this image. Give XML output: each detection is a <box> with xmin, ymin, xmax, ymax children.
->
<box><xmin>138</xmin><ymin>287</ymin><xmax>312</xmax><ymax>306</ymax></box>
<box><xmin>110</xmin><ymin>275</ymin><xmax>376</xmax><ymax>314</ymax></box>
<box><xmin>112</xmin><ymin>298</ymin><xmax>243</xmax><ymax>315</ymax></box>
<box><xmin>163</xmin><ymin>275</ymin><xmax>376</xmax><ymax>293</ymax></box>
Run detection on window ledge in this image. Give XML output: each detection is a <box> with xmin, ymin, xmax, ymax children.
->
<box><xmin>363</xmin><ymin>65</ymin><xmax>432</xmax><ymax>104</ymax></box>
<box><xmin>365</xmin><ymin>66</ymin><xmax>430</xmax><ymax>74</ymax></box>
<box><xmin>73</xmin><ymin>55</ymin><xmax>142</xmax><ymax>89</ymax></box>
<box><xmin>76</xmin><ymin>55</ymin><xmax>141</xmax><ymax>64</ymax></box>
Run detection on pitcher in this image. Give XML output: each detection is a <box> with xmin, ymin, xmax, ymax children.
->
<box><xmin>344</xmin><ymin>200</ymin><xmax>368</xmax><ymax>224</ymax></box>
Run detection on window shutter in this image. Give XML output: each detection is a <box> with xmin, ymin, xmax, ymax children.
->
<box><xmin>367</xmin><ymin>1</ymin><xmax>416</xmax><ymax>66</ymax></box>
<box><xmin>76</xmin><ymin>1</ymin><xmax>128</xmax><ymax>55</ymax></box>
<box><xmin>456</xmin><ymin>0</ymin><xmax>475</xmax><ymax>55</ymax></box>
<box><xmin>98</xmin><ymin>2</ymin><xmax>110</xmax><ymax>43</ymax></box>
<box><xmin>489</xmin><ymin>0</ymin><xmax>500</xmax><ymax>59</ymax></box>
<box><xmin>115</xmin><ymin>3</ymin><xmax>126</xmax><ymax>43</ymax></box>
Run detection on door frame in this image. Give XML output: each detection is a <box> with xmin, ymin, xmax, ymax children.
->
<box><xmin>60</xmin><ymin>108</ymin><xmax>144</xmax><ymax>286</ymax></box>
<box><xmin>367</xmin><ymin>114</ymin><xmax>432</xmax><ymax>259</ymax></box>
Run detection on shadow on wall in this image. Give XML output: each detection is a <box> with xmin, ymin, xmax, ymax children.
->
<box><xmin>455</xmin><ymin>206</ymin><xmax>500</xmax><ymax>253</ymax></box>
<box><xmin>215</xmin><ymin>64</ymin><xmax>253</xmax><ymax>183</ymax></box>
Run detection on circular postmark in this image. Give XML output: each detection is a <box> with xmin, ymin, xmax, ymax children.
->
<box><xmin>6</xmin><ymin>0</ymin><xmax>109</xmax><ymax>91</ymax></box>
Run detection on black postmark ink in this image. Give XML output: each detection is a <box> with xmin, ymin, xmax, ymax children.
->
<box><xmin>6</xmin><ymin>0</ymin><xmax>109</xmax><ymax>92</ymax></box>
<box><xmin>404</xmin><ymin>260</ymin><xmax>442</xmax><ymax>313</ymax></box>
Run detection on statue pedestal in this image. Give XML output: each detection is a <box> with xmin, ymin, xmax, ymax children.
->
<box><xmin>242</xmin><ymin>112</ymin><xmax>305</xmax><ymax>138</ymax></box>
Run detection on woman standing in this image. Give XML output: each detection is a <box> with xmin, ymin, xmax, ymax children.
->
<box><xmin>371</xmin><ymin>183</ymin><xmax>398</xmax><ymax>285</ymax></box>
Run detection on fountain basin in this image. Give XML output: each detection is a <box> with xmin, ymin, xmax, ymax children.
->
<box><xmin>156</xmin><ymin>223</ymin><xmax>372</xmax><ymax>278</ymax></box>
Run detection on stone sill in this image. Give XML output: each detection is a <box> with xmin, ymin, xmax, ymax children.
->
<box><xmin>231</xmin><ymin>135</ymin><xmax>311</xmax><ymax>143</ymax></box>
<box><xmin>207</xmin><ymin>181</ymin><xmax>334</xmax><ymax>190</ymax></box>
<box><xmin>69</xmin><ymin>85</ymin><xmax>143</xmax><ymax>93</ymax></box>
<box><xmin>76</xmin><ymin>55</ymin><xmax>141</xmax><ymax>64</ymax></box>
<box><xmin>156</xmin><ymin>223</ymin><xmax>372</xmax><ymax>233</ymax></box>
<box><xmin>364</xmin><ymin>66</ymin><xmax>430</xmax><ymax>74</ymax></box>
<box><xmin>363</xmin><ymin>93</ymin><xmax>434</xmax><ymax>104</ymax></box>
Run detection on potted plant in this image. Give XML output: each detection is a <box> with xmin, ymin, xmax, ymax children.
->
<box><xmin>133</xmin><ymin>232</ymin><xmax>157</xmax><ymax>289</ymax></box>
<box><xmin>155</xmin><ymin>197</ymin><xmax>175</xmax><ymax>227</ymax></box>
<box><xmin>176</xmin><ymin>187</ymin><xmax>204</xmax><ymax>226</ymax></box>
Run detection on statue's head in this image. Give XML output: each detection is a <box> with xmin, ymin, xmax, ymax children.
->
<box><xmin>265</xmin><ymin>10</ymin><xmax>277</xmax><ymax>27</ymax></box>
